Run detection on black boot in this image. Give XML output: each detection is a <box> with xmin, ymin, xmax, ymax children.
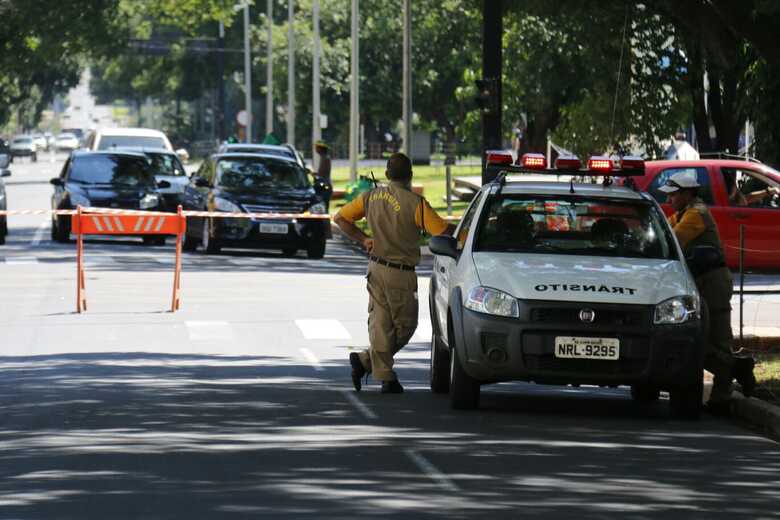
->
<box><xmin>733</xmin><ymin>356</ymin><xmax>756</xmax><ymax>397</ymax></box>
<box><xmin>380</xmin><ymin>380</ymin><xmax>404</xmax><ymax>394</ymax></box>
<box><xmin>349</xmin><ymin>353</ymin><xmax>366</xmax><ymax>392</ymax></box>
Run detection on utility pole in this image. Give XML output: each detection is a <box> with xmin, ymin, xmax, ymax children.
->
<box><xmin>349</xmin><ymin>0</ymin><xmax>359</xmax><ymax>181</ymax></box>
<box><xmin>218</xmin><ymin>21</ymin><xmax>226</xmax><ymax>141</ymax></box>
<box><xmin>402</xmin><ymin>0</ymin><xmax>412</xmax><ymax>157</ymax></box>
<box><xmin>481</xmin><ymin>0</ymin><xmax>502</xmax><ymax>184</ymax></box>
<box><xmin>287</xmin><ymin>0</ymin><xmax>295</xmax><ymax>146</ymax></box>
<box><xmin>312</xmin><ymin>0</ymin><xmax>321</xmax><ymax>169</ymax></box>
<box><xmin>266</xmin><ymin>0</ymin><xmax>274</xmax><ymax>138</ymax></box>
<box><xmin>243</xmin><ymin>3</ymin><xmax>253</xmax><ymax>143</ymax></box>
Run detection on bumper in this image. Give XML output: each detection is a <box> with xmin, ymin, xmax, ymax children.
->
<box><xmin>213</xmin><ymin>216</ymin><xmax>327</xmax><ymax>248</ymax></box>
<box><xmin>454</xmin><ymin>299</ymin><xmax>703</xmax><ymax>390</ymax></box>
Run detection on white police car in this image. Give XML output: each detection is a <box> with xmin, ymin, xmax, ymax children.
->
<box><xmin>428</xmin><ymin>153</ymin><xmax>706</xmax><ymax>418</ymax></box>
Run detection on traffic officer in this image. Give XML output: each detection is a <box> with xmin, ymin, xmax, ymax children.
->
<box><xmin>659</xmin><ymin>170</ymin><xmax>756</xmax><ymax>413</ymax></box>
<box><xmin>334</xmin><ymin>152</ymin><xmax>454</xmax><ymax>393</ymax></box>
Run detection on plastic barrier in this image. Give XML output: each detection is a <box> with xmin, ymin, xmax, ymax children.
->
<box><xmin>71</xmin><ymin>206</ymin><xmax>187</xmax><ymax>313</ymax></box>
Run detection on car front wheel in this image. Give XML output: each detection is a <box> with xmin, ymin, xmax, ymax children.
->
<box><xmin>306</xmin><ymin>237</ymin><xmax>326</xmax><ymax>259</ymax></box>
<box><xmin>450</xmin><ymin>340</ymin><xmax>480</xmax><ymax>410</ymax></box>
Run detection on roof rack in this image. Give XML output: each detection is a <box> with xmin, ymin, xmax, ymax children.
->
<box><xmin>697</xmin><ymin>152</ymin><xmax>764</xmax><ymax>164</ymax></box>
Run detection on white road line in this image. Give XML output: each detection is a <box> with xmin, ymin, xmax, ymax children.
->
<box><xmin>300</xmin><ymin>348</ymin><xmax>324</xmax><ymax>371</ymax></box>
<box><xmin>185</xmin><ymin>321</ymin><xmax>234</xmax><ymax>341</ymax></box>
<box><xmin>5</xmin><ymin>257</ymin><xmax>39</xmax><ymax>265</ymax></box>
<box><xmin>31</xmin><ymin>220</ymin><xmax>49</xmax><ymax>247</ymax></box>
<box><xmin>411</xmin><ymin>318</ymin><xmax>432</xmax><ymax>343</ymax></box>
<box><xmin>340</xmin><ymin>390</ymin><xmax>377</xmax><ymax>420</ymax></box>
<box><xmin>295</xmin><ymin>319</ymin><xmax>351</xmax><ymax>340</ymax></box>
<box><xmin>404</xmin><ymin>449</ymin><xmax>460</xmax><ymax>492</ymax></box>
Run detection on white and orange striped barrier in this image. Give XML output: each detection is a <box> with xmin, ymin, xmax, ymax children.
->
<box><xmin>71</xmin><ymin>206</ymin><xmax>187</xmax><ymax>314</ymax></box>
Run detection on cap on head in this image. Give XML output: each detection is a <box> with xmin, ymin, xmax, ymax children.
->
<box><xmin>386</xmin><ymin>152</ymin><xmax>412</xmax><ymax>181</ymax></box>
<box><xmin>315</xmin><ymin>140</ymin><xmax>329</xmax><ymax>150</ymax></box>
<box><xmin>658</xmin><ymin>170</ymin><xmax>700</xmax><ymax>194</ymax></box>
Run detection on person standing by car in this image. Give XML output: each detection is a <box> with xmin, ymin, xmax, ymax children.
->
<box><xmin>659</xmin><ymin>170</ymin><xmax>756</xmax><ymax>413</ymax></box>
<box><xmin>314</xmin><ymin>140</ymin><xmax>332</xmax><ymax>184</ymax></box>
<box><xmin>334</xmin><ymin>152</ymin><xmax>454</xmax><ymax>393</ymax></box>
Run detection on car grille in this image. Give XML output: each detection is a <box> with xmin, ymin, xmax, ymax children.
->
<box><xmin>529</xmin><ymin>307</ymin><xmax>648</xmax><ymax>327</ymax></box>
<box><xmin>243</xmin><ymin>203</ymin><xmax>305</xmax><ymax>215</ymax></box>
<box><xmin>522</xmin><ymin>354</ymin><xmax>647</xmax><ymax>377</ymax></box>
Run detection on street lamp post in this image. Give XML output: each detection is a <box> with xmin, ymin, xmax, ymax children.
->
<box><xmin>349</xmin><ymin>0</ymin><xmax>359</xmax><ymax>182</ymax></box>
<box><xmin>266</xmin><ymin>0</ymin><xmax>274</xmax><ymax>138</ymax></box>
<box><xmin>312</xmin><ymin>0</ymin><xmax>321</xmax><ymax>169</ymax></box>
<box><xmin>243</xmin><ymin>3</ymin><xmax>252</xmax><ymax>143</ymax></box>
<box><xmin>402</xmin><ymin>0</ymin><xmax>412</xmax><ymax>157</ymax></box>
<box><xmin>287</xmin><ymin>0</ymin><xmax>295</xmax><ymax>146</ymax></box>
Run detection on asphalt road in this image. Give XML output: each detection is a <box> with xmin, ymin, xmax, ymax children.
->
<box><xmin>0</xmin><ymin>155</ymin><xmax>779</xmax><ymax>519</ymax></box>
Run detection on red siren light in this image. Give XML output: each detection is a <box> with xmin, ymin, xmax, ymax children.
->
<box><xmin>554</xmin><ymin>156</ymin><xmax>582</xmax><ymax>170</ymax></box>
<box><xmin>588</xmin><ymin>156</ymin><xmax>613</xmax><ymax>172</ymax></box>
<box><xmin>620</xmin><ymin>156</ymin><xmax>645</xmax><ymax>171</ymax></box>
<box><xmin>485</xmin><ymin>150</ymin><xmax>513</xmax><ymax>165</ymax></box>
<box><xmin>521</xmin><ymin>153</ymin><xmax>547</xmax><ymax>170</ymax></box>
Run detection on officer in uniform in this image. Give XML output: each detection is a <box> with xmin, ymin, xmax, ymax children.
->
<box><xmin>334</xmin><ymin>153</ymin><xmax>454</xmax><ymax>393</ymax></box>
<box><xmin>659</xmin><ymin>170</ymin><xmax>756</xmax><ymax>413</ymax></box>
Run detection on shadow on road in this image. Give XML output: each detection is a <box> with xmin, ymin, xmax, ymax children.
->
<box><xmin>0</xmin><ymin>351</ymin><xmax>777</xmax><ymax>519</ymax></box>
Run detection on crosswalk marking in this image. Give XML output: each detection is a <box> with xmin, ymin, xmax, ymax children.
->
<box><xmin>295</xmin><ymin>319</ymin><xmax>351</xmax><ymax>340</ymax></box>
<box><xmin>4</xmin><ymin>257</ymin><xmax>39</xmax><ymax>265</ymax></box>
<box><xmin>185</xmin><ymin>321</ymin><xmax>234</xmax><ymax>341</ymax></box>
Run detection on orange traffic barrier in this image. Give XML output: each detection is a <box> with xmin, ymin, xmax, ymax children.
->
<box><xmin>71</xmin><ymin>205</ymin><xmax>187</xmax><ymax>313</ymax></box>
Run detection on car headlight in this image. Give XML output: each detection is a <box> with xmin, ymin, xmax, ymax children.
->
<box><xmin>139</xmin><ymin>193</ymin><xmax>160</xmax><ymax>209</ymax></box>
<box><xmin>214</xmin><ymin>196</ymin><xmax>241</xmax><ymax>213</ymax></box>
<box><xmin>654</xmin><ymin>295</ymin><xmax>699</xmax><ymax>325</ymax></box>
<box><xmin>69</xmin><ymin>192</ymin><xmax>90</xmax><ymax>207</ymax></box>
<box><xmin>464</xmin><ymin>286</ymin><xmax>519</xmax><ymax>318</ymax></box>
<box><xmin>308</xmin><ymin>202</ymin><xmax>327</xmax><ymax>214</ymax></box>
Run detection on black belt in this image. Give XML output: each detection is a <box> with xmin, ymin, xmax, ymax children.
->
<box><xmin>369</xmin><ymin>255</ymin><xmax>415</xmax><ymax>272</ymax></box>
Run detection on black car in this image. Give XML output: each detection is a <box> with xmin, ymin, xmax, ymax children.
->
<box><xmin>50</xmin><ymin>151</ymin><xmax>169</xmax><ymax>244</ymax></box>
<box><xmin>182</xmin><ymin>153</ymin><xmax>329</xmax><ymax>258</ymax></box>
<box><xmin>115</xmin><ymin>147</ymin><xmax>189</xmax><ymax>211</ymax></box>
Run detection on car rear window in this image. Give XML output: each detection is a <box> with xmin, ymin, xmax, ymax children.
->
<box><xmin>475</xmin><ymin>195</ymin><xmax>678</xmax><ymax>260</ymax></box>
<box><xmin>216</xmin><ymin>157</ymin><xmax>308</xmax><ymax>189</ymax></box>
<box><xmin>69</xmin><ymin>155</ymin><xmax>156</xmax><ymax>186</ymax></box>
<box><xmin>98</xmin><ymin>135</ymin><xmax>166</xmax><ymax>150</ymax></box>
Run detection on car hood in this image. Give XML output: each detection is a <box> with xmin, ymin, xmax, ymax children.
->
<box><xmin>471</xmin><ymin>252</ymin><xmax>693</xmax><ymax>306</ymax></box>
<box><xmin>76</xmin><ymin>184</ymin><xmax>157</xmax><ymax>201</ymax></box>
<box><xmin>218</xmin><ymin>187</ymin><xmax>316</xmax><ymax>208</ymax></box>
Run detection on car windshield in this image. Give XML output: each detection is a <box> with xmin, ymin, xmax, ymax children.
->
<box><xmin>216</xmin><ymin>157</ymin><xmax>308</xmax><ymax>189</ymax></box>
<box><xmin>98</xmin><ymin>135</ymin><xmax>166</xmax><ymax>150</ymax></box>
<box><xmin>475</xmin><ymin>194</ymin><xmax>677</xmax><ymax>260</ymax></box>
<box><xmin>57</xmin><ymin>133</ymin><xmax>76</xmax><ymax>140</ymax></box>
<box><xmin>13</xmin><ymin>137</ymin><xmax>32</xmax><ymax>144</ymax></box>
<box><xmin>146</xmin><ymin>152</ymin><xmax>186</xmax><ymax>176</ymax></box>
<box><xmin>69</xmin><ymin>155</ymin><xmax>156</xmax><ymax>187</ymax></box>
<box><xmin>228</xmin><ymin>147</ymin><xmax>294</xmax><ymax>159</ymax></box>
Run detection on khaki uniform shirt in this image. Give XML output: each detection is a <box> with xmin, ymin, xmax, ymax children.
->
<box><xmin>338</xmin><ymin>181</ymin><xmax>448</xmax><ymax>266</ymax></box>
<box><xmin>667</xmin><ymin>197</ymin><xmax>724</xmax><ymax>257</ymax></box>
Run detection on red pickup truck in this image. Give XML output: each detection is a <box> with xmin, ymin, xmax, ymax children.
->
<box><xmin>629</xmin><ymin>159</ymin><xmax>780</xmax><ymax>269</ymax></box>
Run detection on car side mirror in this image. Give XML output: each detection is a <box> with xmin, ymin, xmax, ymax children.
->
<box><xmin>157</xmin><ymin>180</ymin><xmax>172</xmax><ymax>189</ymax></box>
<box><xmin>685</xmin><ymin>245</ymin><xmax>724</xmax><ymax>278</ymax></box>
<box><xmin>194</xmin><ymin>176</ymin><xmax>211</xmax><ymax>188</ymax></box>
<box><xmin>50</xmin><ymin>178</ymin><xmax>63</xmax><ymax>187</ymax></box>
<box><xmin>429</xmin><ymin>235</ymin><xmax>459</xmax><ymax>259</ymax></box>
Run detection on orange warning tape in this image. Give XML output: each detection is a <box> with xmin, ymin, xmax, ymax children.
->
<box><xmin>0</xmin><ymin>207</ymin><xmax>331</xmax><ymax>219</ymax></box>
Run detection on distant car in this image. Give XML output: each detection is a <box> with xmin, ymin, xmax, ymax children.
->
<box><xmin>10</xmin><ymin>136</ymin><xmax>37</xmax><ymax>162</ymax></box>
<box><xmin>84</xmin><ymin>127</ymin><xmax>174</xmax><ymax>152</ymax></box>
<box><xmin>217</xmin><ymin>143</ymin><xmax>306</xmax><ymax>169</ymax></box>
<box><xmin>115</xmin><ymin>147</ymin><xmax>189</xmax><ymax>211</ymax></box>
<box><xmin>31</xmin><ymin>133</ymin><xmax>48</xmax><ymax>152</ymax></box>
<box><xmin>50</xmin><ymin>151</ymin><xmax>169</xmax><ymax>245</ymax></box>
<box><xmin>182</xmin><ymin>153</ymin><xmax>328</xmax><ymax>258</ymax></box>
<box><xmin>628</xmin><ymin>158</ymin><xmax>780</xmax><ymax>269</ymax></box>
<box><xmin>0</xmin><ymin>154</ymin><xmax>10</xmax><ymax>245</ymax></box>
<box><xmin>55</xmin><ymin>132</ymin><xmax>81</xmax><ymax>152</ymax></box>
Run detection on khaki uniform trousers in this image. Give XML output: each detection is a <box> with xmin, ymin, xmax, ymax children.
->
<box><xmin>696</xmin><ymin>266</ymin><xmax>735</xmax><ymax>402</ymax></box>
<box><xmin>357</xmin><ymin>261</ymin><xmax>419</xmax><ymax>382</ymax></box>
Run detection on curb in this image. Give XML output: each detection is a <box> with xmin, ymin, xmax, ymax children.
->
<box><xmin>731</xmin><ymin>392</ymin><xmax>780</xmax><ymax>438</ymax></box>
